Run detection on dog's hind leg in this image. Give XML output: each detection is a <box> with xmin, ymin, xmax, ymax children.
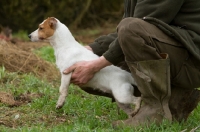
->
<box><xmin>56</xmin><ymin>73</ymin><xmax>71</xmax><ymax>109</ymax></box>
<box><xmin>130</xmin><ymin>96</ymin><xmax>142</xmax><ymax>116</ymax></box>
<box><xmin>113</xmin><ymin>83</ymin><xmax>142</xmax><ymax>117</ymax></box>
<box><xmin>116</xmin><ymin>101</ymin><xmax>133</xmax><ymax>118</ymax></box>
<box><xmin>116</xmin><ymin>96</ymin><xmax>141</xmax><ymax>118</ymax></box>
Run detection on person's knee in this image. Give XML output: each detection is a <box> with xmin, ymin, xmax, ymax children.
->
<box><xmin>117</xmin><ymin>18</ymin><xmax>143</xmax><ymax>36</ymax></box>
<box><xmin>117</xmin><ymin>18</ymin><xmax>144</xmax><ymax>48</ymax></box>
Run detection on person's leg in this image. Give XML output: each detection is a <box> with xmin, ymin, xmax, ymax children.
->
<box><xmin>169</xmin><ymin>51</ymin><xmax>200</xmax><ymax>122</ymax></box>
<box><xmin>169</xmin><ymin>87</ymin><xmax>200</xmax><ymax>122</ymax></box>
<box><xmin>114</xmin><ymin>17</ymin><xmax>200</xmax><ymax>126</ymax></box>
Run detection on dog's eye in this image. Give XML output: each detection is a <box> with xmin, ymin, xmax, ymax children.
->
<box><xmin>39</xmin><ymin>27</ymin><xmax>43</xmax><ymax>30</ymax></box>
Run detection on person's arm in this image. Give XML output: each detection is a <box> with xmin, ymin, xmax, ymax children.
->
<box><xmin>63</xmin><ymin>56</ymin><xmax>111</xmax><ymax>85</ymax></box>
<box><xmin>102</xmin><ymin>38</ymin><xmax>124</xmax><ymax>65</ymax></box>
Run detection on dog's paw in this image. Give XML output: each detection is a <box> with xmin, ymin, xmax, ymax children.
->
<box><xmin>56</xmin><ymin>96</ymin><xmax>66</xmax><ymax>109</ymax></box>
<box><xmin>56</xmin><ymin>102</ymin><xmax>64</xmax><ymax>109</ymax></box>
<box><xmin>130</xmin><ymin>97</ymin><xmax>142</xmax><ymax>117</ymax></box>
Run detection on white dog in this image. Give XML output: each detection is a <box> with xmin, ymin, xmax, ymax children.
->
<box><xmin>29</xmin><ymin>17</ymin><xmax>141</xmax><ymax>118</ymax></box>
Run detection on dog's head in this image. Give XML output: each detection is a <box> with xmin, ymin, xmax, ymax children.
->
<box><xmin>29</xmin><ymin>17</ymin><xmax>57</xmax><ymax>42</ymax></box>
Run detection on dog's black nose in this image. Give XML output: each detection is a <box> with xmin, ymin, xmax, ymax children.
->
<box><xmin>28</xmin><ymin>34</ymin><xmax>31</xmax><ymax>39</ymax></box>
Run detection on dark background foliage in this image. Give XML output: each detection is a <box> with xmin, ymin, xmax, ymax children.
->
<box><xmin>0</xmin><ymin>0</ymin><xmax>124</xmax><ymax>32</ymax></box>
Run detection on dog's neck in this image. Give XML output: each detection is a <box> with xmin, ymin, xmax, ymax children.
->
<box><xmin>48</xmin><ymin>22</ymin><xmax>78</xmax><ymax>50</ymax></box>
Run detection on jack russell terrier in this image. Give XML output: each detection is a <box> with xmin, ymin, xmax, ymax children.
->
<box><xmin>29</xmin><ymin>17</ymin><xmax>141</xmax><ymax>118</ymax></box>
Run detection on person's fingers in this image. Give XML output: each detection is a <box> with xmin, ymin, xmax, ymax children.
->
<box><xmin>71</xmin><ymin>72</ymin><xmax>90</xmax><ymax>85</ymax></box>
<box><xmin>84</xmin><ymin>46</ymin><xmax>93</xmax><ymax>52</ymax></box>
<box><xmin>70</xmin><ymin>78</ymin><xmax>84</xmax><ymax>85</ymax></box>
<box><xmin>70</xmin><ymin>70</ymin><xmax>81</xmax><ymax>83</ymax></box>
<box><xmin>63</xmin><ymin>64</ymin><xmax>76</xmax><ymax>74</ymax></box>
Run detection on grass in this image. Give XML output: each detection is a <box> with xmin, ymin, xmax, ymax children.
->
<box><xmin>12</xmin><ymin>30</ymin><xmax>29</xmax><ymax>41</ymax></box>
<box><xmin>0</xmin><ymin>46</ymin><xmax>200</xmax><ymax>132</ymax></box>
<box><xmin>34</xmin><ymin>46</ymin><xmax>55</xmax><ymax>63</ymax></box>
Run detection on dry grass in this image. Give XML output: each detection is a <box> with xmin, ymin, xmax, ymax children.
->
<box><xmin>0</xmin><ymin>40</ymin><xmax>60</xmax><ymax>81</ymax></box>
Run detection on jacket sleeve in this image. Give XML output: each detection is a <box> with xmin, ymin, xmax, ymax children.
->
<box><xmin>89</xmin><ymin>32</ymin><xmax>117</xmax><ymax>56</ymax></box>
<box><xmin>102</xmin><ymin>38</ymin><xmax>125</xmax><ymax>65</ymax></box>
<box><xmin>89</xmin><ymin>32</ymin><xmax>125</xmax><ymax>65</ymax></box>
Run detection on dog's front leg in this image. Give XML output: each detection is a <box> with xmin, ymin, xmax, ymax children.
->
<box><xmin>56</xmin><ymin>73</ymin><xmax>72</xmax><ymax>109</ymax></box>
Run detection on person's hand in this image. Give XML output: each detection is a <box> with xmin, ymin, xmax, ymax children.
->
<box><xmin>63</xmin><ymin>56</ymin><xmax>111</xmax><ymax>86</ymax></box>
<box><xmin>63</xmin><ymin>61</ymin><xmax>97</xmax><ymax>85</ymax></box>
<box><xmin>84</xmin><ymin>45</ymin><xmax>93</xmax><ymax>52</ymax></box>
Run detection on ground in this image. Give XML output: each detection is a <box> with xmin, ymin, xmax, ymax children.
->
<box><xmin>0</xmin><ymin>25</ymin><xmax>199</xmax><ymax>132</ymax></box>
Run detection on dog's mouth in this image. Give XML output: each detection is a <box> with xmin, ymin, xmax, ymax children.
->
<box><xmin>39</xmin><ymin>37</ymin><xmax>45</xmax><ymax>41</ymax></box>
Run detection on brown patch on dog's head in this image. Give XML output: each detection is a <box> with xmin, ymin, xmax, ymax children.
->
<box><xmin>38</xmin><ymin>17</ymin><xmax>57</xmax><ymax>40</ymax></box>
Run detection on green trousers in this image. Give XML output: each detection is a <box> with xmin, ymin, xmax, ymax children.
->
<box><xmin>117</xmin><ymin>17</ymin><xmax>200</xmax><ymax>121</ymax></box>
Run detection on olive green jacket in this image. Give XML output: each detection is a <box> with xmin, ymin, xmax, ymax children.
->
<box><xmin>89</xmin><ymin>0</ymin><xmax>200</xmax><ymax>65</ymax></box>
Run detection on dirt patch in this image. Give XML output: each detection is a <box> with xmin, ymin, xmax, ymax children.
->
<box><xmin>0</xmin><ymin>40</ymin><xmax>60</xmax><ymax>81</ymax></box>
<box><xmin>0</xmin><ymin>91</ymin><xmax>44</xmax><ymax>107</ymax></box>
<box><xmin>0</xmin><ymin>92</ymin><xmax>16</xmax><ymax>106</ymax></box>
<box><xmin>0</xmin><ymin>110</ymin><xmax>69</xmax><ymax>129</ymax></box>
<box><xmin>0</xmin><ymin>91</ymin><xmax>70</xmax><ymax>128</ymax></box>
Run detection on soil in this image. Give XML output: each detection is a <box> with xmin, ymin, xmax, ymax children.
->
<box><xmin>0</xmin><ymin>91</ymin><xmax>44</xmax><ymax>107</ymax></box>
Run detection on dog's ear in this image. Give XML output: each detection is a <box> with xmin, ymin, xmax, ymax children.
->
<box><xmin>48</xmin><ymin>17</ymin><xmax>57</xmax><ymax>29</ymax></box>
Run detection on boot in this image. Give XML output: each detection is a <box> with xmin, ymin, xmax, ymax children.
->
<box><xmin>113</xmin><ymin>54</ymin><xmax>172</xmax><ymax>127</ymax></box>
<box><xmin>169</xmin><ymin>87</ymin><xmax>200</xmax><ymax>122</ymax></box>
